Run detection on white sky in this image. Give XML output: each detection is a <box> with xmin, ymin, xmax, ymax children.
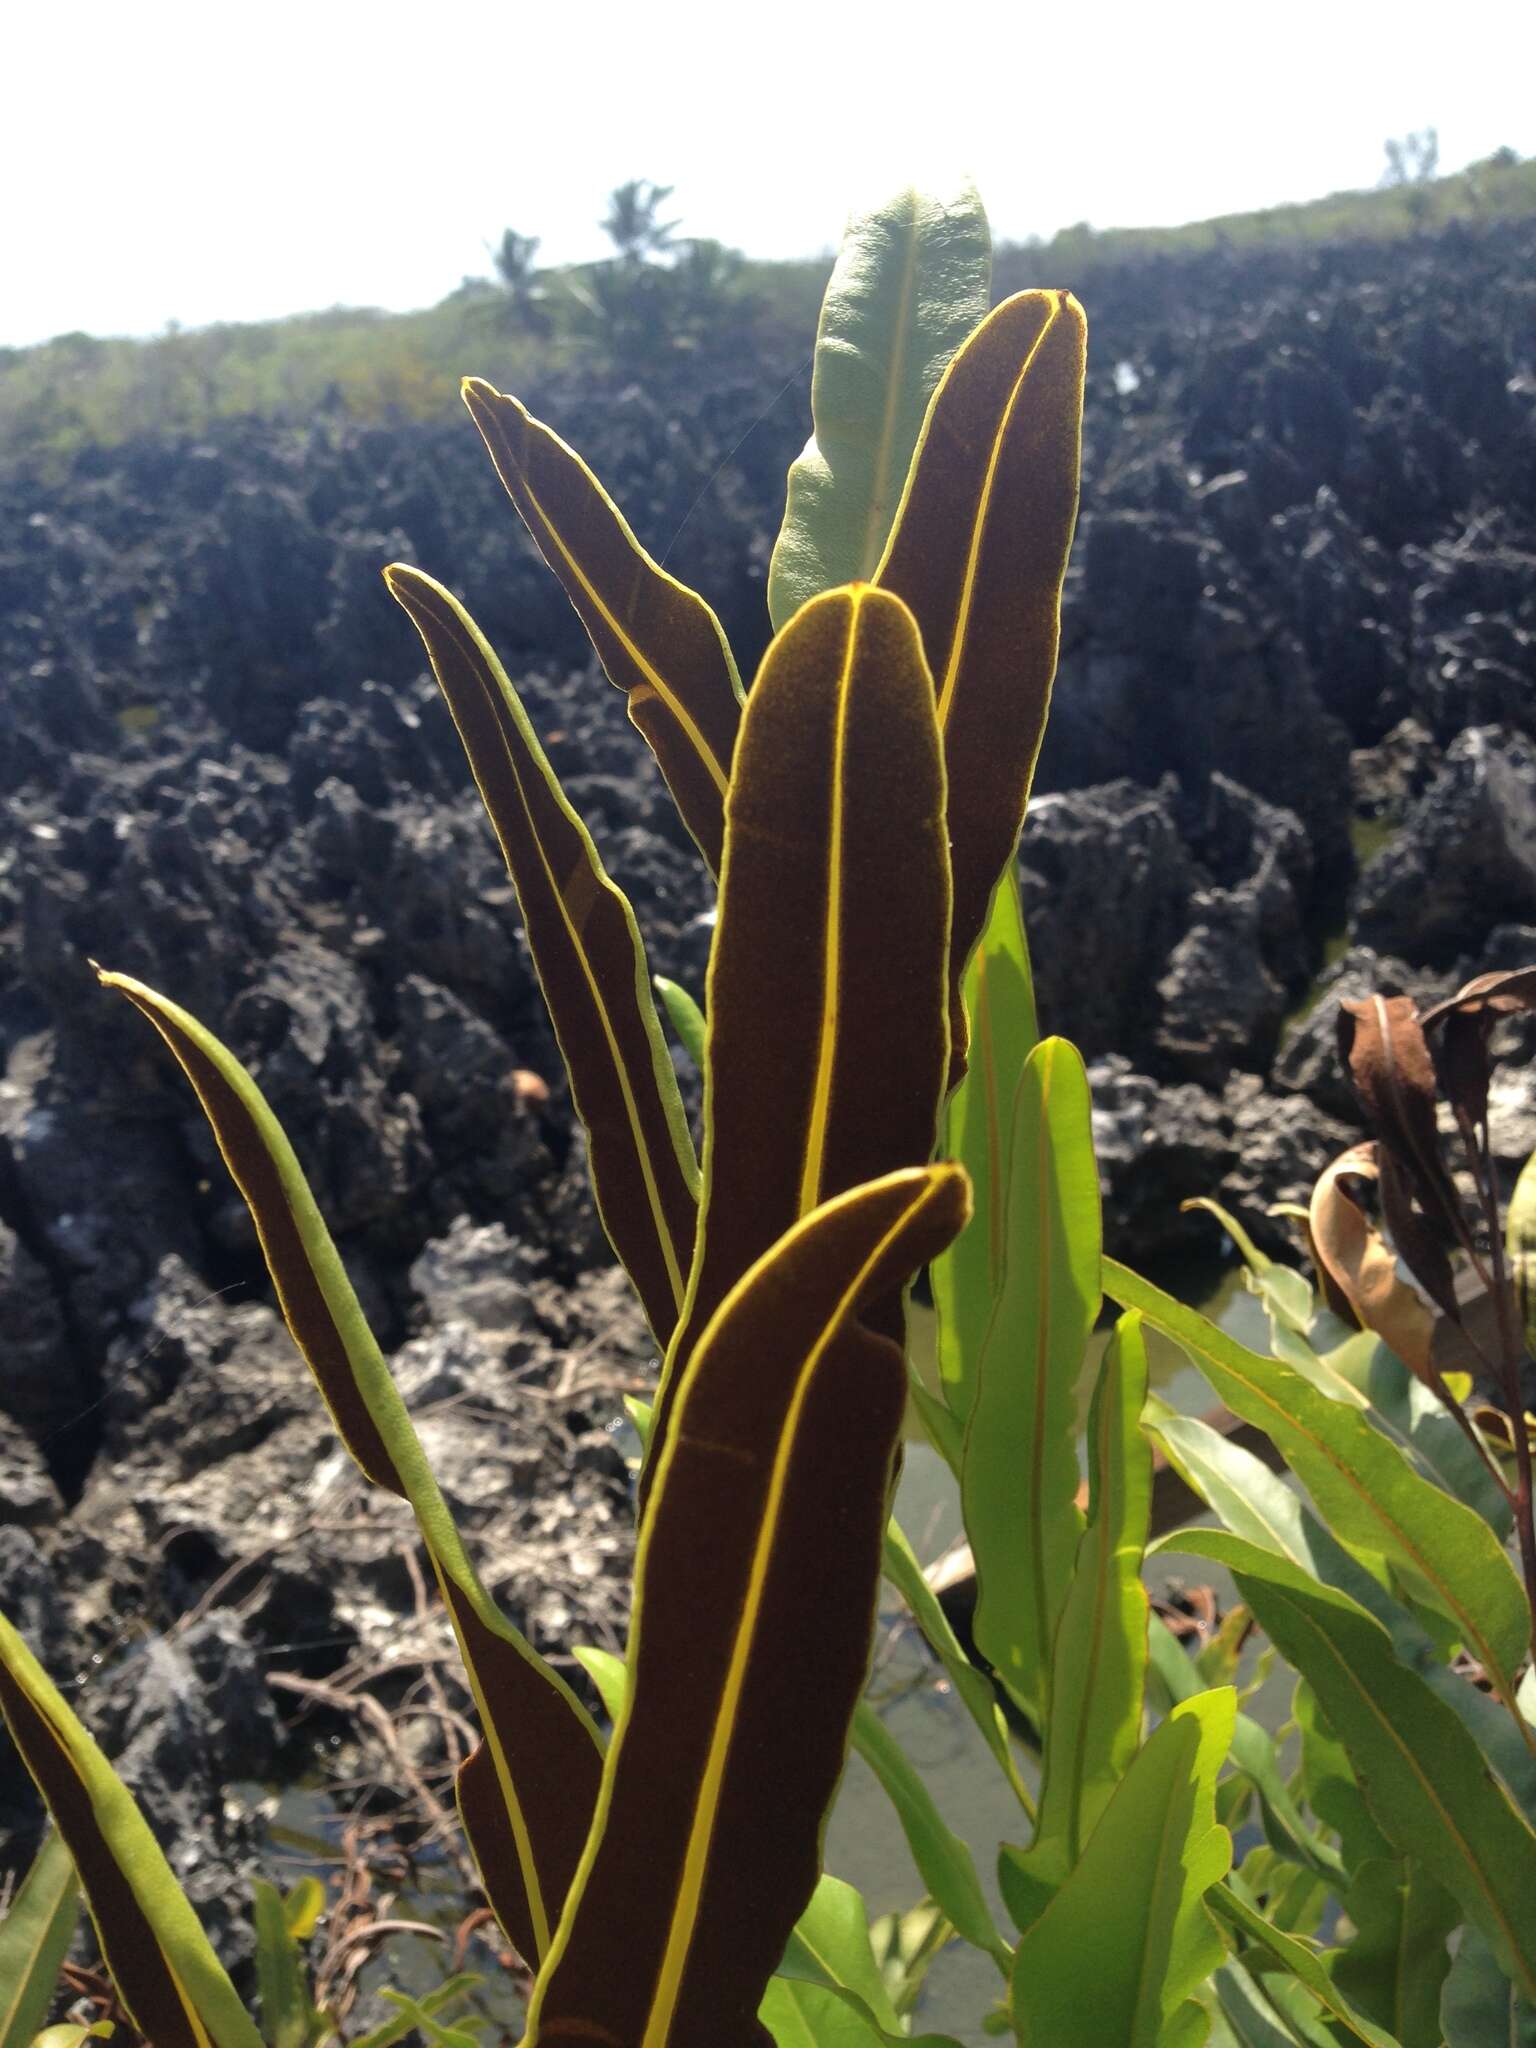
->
<box><xmin>5</xmin><ymin>0</ymin><xmax>1533</xmax><ymax>347</ymax></box>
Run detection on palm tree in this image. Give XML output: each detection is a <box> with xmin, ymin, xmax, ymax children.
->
<box><xmin>489</xmin><ymin>228</ymin><xmax>550</xmax><ymax>333</ymax></box>
<box><xmin>601</xmin><ymin>181</ymin><xmax>680</xmax><ymax>265</ymax></box>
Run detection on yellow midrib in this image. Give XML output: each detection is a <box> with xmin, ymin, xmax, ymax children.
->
<box><xmin>937</xmin><ymin>298</ymin><xmax>1063</xmax><ymax>730</ymax></box>
<box><xmin>439</xmin><ymin>593</ymin><xmax>690</xmax><ymax>1315</ymax></box>
<box><xmin>640</xmin><ymin>1192</ymin><xmax>928</xmax><ymax>2047</ymax></box>
<box><xmin>1029</xmin><ymin>1051</ymin><xmax>1059</xmax><ymax>1697</ymax></box>
<box><xmin>796</xmin><ymin>598</ymin><xmax>859</xmax><ymax>1217</ymax></box>
<box><xmin>1064</xmin><ymin>1350</ymin><xmax>1121</xmax><ymax>1864</ymax></box>
<box><xmin>512</xmin><ymin>441</ymin><xmax>730</xmax><ymax>800</ymax></box>
<box><xmin>433</xmin><ymin>1560</ymin><xmax>550</xmax><ymax>1962</ymax></box>
<box><xmin>1107</xmin><ymin>1260</ymin><xmax>1529</xmax><ymax>1733</ymax></box>
<box><xmin>30</xmin><ymin>1692</ymin><xmax>216</xmax><ymax>2048</ymax></box>
<box><xmin>1127</xmin><ymin>1729</ymin><xmax>1202</xmax><ymax>2042</ymax></box>
<box><xmin>1273</xmin><ymin>1587</ymin><xmax>1536</xmax><ymax>2003</ymax></box>
<box><xmin>857</xmin><ymin>194</ymin><xmax>921</xmax><ymax>578</ymax></box>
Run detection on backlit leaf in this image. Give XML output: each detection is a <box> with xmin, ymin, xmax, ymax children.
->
<box><xmin>1330</xmin><ymin>1859</ymin><xmax>1457</xmax><ymax>2047</ymax></box>
<box><xmin>1441</xmin><ymin>1929</ymin><xmax>1536</xmax><ymax>2047</ymax></box>
<box><xmin>767</xmin><ymin>182</ymin><xmax>991</xmax><ymax>629</ymax></box>
<box><xmin>522</xmin><ymin>1166</ymin><xmax>969</xmax><ymax>2048</ymax></box>
<box><xmin>875</xmin><ymin>289</ymin><xmax>1085</xmax><ymax>1078</ymax></box>
<box><xmin>778</xmin><ymin>1874</ymin><xmax>905</xmax><ymax>2033</ymax></box>
<box><xmin>1008</xmin><ymin>1689</ymin><xmax>1235</xmax><ymax>2047</ymax></box>
<box><xmin>879</xmin><ymin>1519</ymin><xmax>1021</xmax><ymax>1794</ymax></box>
<box><xmin>0</xmin><ymin>1833</ymin><xmax>78</xmax><ymax>2048</ymax></box>
<box><xmin>645</xmin><ymin>584</ymin><xmax>950</xmax><ymax>1496</ymax></box>
<box><xmin>655</xmin><ymin>975</ymin><xmax>706</xmax><ymax>1072</ymax></box>
<box><xmin>385</xmin><ymin>564</ymin><xmax>699</xmax><ymax>1345</ymax></box>
<box><xmin>1210</xmin><ymin>1882</ymin><xmax>1404</xmax><ymax>2047</ymax></box>
<box><xmin>252</xmin><ymin>1878</ymin><xmax>319</xmax><ymax>2048</ymax></box>
<box><xmin>0</xmin><ymin>1615</ymin><xmax>263</xmax><ymax>2048</ymax></box>
<box><xmin>931</xmin><ymin>865</ymin><xmax>1038</xmax><ymax>1425</ymax></box>
<box><xmin>964</xmin><ymin>1038</ymin><xmax>1100</xmax><ymax>1717</ymax></box>
<box><xmin>759</xmin><ymin>1976</ymin><xmax>963</xmax><ymax>2048</ymax></box>
<box><xmin>99</xmin><ymin>972</ymin><xmax>604</xmax><ymax>1970</ymax></box>
<box><xmin>462</xmin><ymin>378</ymin><xmax>742</xmax><ymax>871</ymax></box>
<box><xmin>848</xmin><ymin>1704</ymin><xmax>1008</xmax><ymax>1965</ymax></box>
<box><xmin>1104</xmin><ymin>1257</ymin><xmax>1532</xmax><ymax>1718</ymax></box>
<box><xmin>1229</xmin><ymin>1560</ymin><xmax>1536</xmax><ymax>2001</ymax></box>
<box><xmin>1003</xmin><ymin>1313</ymin><xmax>1152</xmax><ymax>1930</ymax></box>
<box><xmin>1182</xmin><ymin>1196</ymin><xmax>1314</xmax><ymax>1337</ymax></box>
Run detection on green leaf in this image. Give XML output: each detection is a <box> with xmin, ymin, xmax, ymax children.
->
<box><xmin>1227</xmin><ymin>1557</ymin><xmax>1536</xmax><ymax>2000</ymax></box>
<box><xmin>1441</xmin><ymin>1929</ymin><xmax>1536</xmax><ymax>2047</ymax></box>
<box><xmin>1213</xmin><ymin>1962</ymin><xmax>1334</xmax><ymax>2048</ymax></box>
<box><xmin>1211</xmin><ymin>1881</ymin><xmax>1404</xmax><ymax>2046</ymax></box>
<box><xmin>904</xmin><ymin>1360</ymin><xmax>966</xmax><ymax>1476</ymax></box>
<box><xmin>848</xmin><ymin>1703</ymin><xmax>1008</xmax><ymax>1966</ymax></box>
<box><xmin>654</xmin><ymin>975</ymin><xmax>706</xmax><ymax>1072</ymax></box>
<box><xmin>1003</xmin><ymin>1313</ymin><xmax>1152</xmax><ymax>1930</ymax></box>
<box><xmin>1324</xmin><ymin>1336</ymin><xmax>1511</xmax><ymax>1538</ymax></box>
<box><xmin>1508</xmin><ymin>1147</ymin><xmax>1536</xmax><ymax>1367</ymax></box>
<box><xmin>1144</xmin><ymin>1401</ymin><xmax>1394</xmax><ymax>1620</ymax></box>
<box><xmin>879</xmin><ymin>1519</ymin><xmax>1022</xmax><ymax>1798</ymax></box>
<box><xmin>522</xmin><ymin>1167</ymin><xmax>969</xmax><ymax>2045</ymax></box>
<box><xmin>100</xmin><ymin>971</ymin><xmax>604</xmax><ymax>1971</ymax></box>
<box><xmin>0</xmin><ymin>1833</ymin><xmax>79</xmax><ymax>2048</ymax></box>
<box><xmin>767</xmin><ymin>182</ymin><xmax>991</xmax><ymax>630</ymax></box>
<box><xmin>1009</xmin><ymin>1690</ymin><xmax>1235</xmax><ymax>2046</ymax></box>
<box><xmin>253</xmin><ymin>1878</ymin><xmax>319</xmax><ymax>2048</ymax></box>
<box><xmin>0</xmin><ymin>1614</ymin><xmax>264</xmax><ymax>2048</ymax></box>
<box><xmin>1330</xmin><ymin>1859</ymin><xmax>1457</xmax><ymax>2047</ymax></box>
<box><xmin>383</xmin><ymin>567</ymin><xmax>700</xmax><ymax>1346</ymax></box>
<box><xmin>1168</xmin><ymin>1519</ymin><xmax>1536</xmax><ymax>1829</ymax></box>
<box><xmin>622</xmin><ymin>1394</ymin><xmax>655</xmax><ymax>1461</ymax></box>
<box><xmin>29</xmin><ymin>2028</ymin><xmax>114</xmax><ymax>2048</ymax></box>
<box><xmin>461</xmin><ymin>379</ymin><xmax>743</xmax><ymax>873</ymax></box>
<box><xmin>868</xmin><ymin>1901</ymin><xmax>952</xmax><ymax>2021</ymax></box>
<box><xmin>1228</xmin><ymin>1712</ymin><xmax>1344</xmax><ymax>1887</ymax></box>
<box><xmin>1182</xmin><ymin>1197</ymin><xmax>1315</xmax><ymax>1337</ymax></box>
<box><xmin>964</xmin><ymin>1039</ymin><xmax>1100</xmax><ymax>1718</ymax></box>
<box><xmin>1149</xmin><ymin>1393</ymin><xmax>1536</xmax><ymax>1824</ymax></box>
<box><xmin>570</xmin><ymin>1645</ymin><xmax>626</xmax><ymax>1726</ymax></box>
<box><xmin>1105</xmin><ymin>1257</ymin><xmax>1533</xmax><ymax>1720</ymax></box>
<box><xmin>346</xmin><ymin>1976</ymin><xmax>481</xmax><ymax>2048</ymax></box>
<box><xmin>760</xmin><ymin>1974</ymin><xmax>964</xmax><ymax>2048</ymax></box>
<box><xmin>280</xmin><ymin>1878</ymin><xmax>324</xmax><ymax>1943</ymax></box>
<box><xmin>778</xmin><ymin>1874</ymin><xmax>904</xmax><ymax>2033</ymax></box>
<box><xmin>374</xmin><ymin>1991</ymin><xmax>480</xmax><ymax>2048</ymax></box>
<box><xmin>931</xmin><ymin>865</ymin><xmax>1038</xmax><ymax>1426</ymax></box>
<box><xmin>1293</xmin><ymin>1679</ymin><xmax>1392</xmax><ymax>1874</ymax></box>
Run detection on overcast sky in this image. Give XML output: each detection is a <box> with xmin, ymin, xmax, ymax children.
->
<box><xmin>6</xmin><ymin>0</ymin><xmax>1532</xmax><ymax>348</ymax></box>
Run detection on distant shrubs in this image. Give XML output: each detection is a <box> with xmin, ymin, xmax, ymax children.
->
<box><xmin>6</xmin><ymin>153</ymin><xmax>1536</xmax><ymax>471</ymax></box>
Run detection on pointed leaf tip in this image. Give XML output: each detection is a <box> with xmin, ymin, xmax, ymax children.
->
<box><xmin>461</xmin><ymin>377</ymin><xmax>742</xmax><ymax>870</ymax></box>
<box><xmin>386</xmin><ymin>563</ymin><xmax>699</xmax><ymax>1344</ymax></box>
<box><xmin>523</xmin><ymin>1166</ymin><xmax>968</xmax><ymax>2047</ymax></box>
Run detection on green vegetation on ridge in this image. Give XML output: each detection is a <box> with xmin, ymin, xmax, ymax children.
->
<box><xmin>2</xmin><ymin>146</ymin><xmax>1530</xmax><ymax>471</ymax></box>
